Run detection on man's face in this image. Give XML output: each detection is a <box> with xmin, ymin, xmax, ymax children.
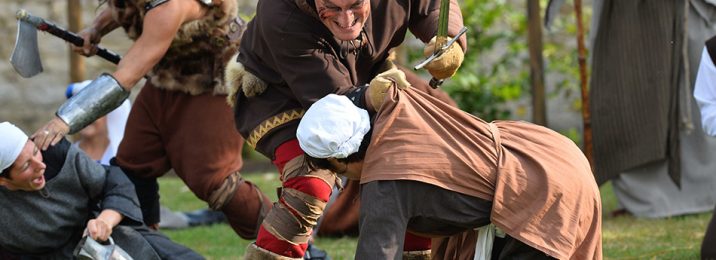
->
<box><xmin>315</xmin><ymin>0</ymin><xmax>370</xmax><ymax>41</ymax></box>
<box><xmin>0</xmin><ymin>140</ymin><xmax>46</xmax><ymax>191</ymax></box>
<box><xmin>78</xmin><ymin>116</ymin><xmax>108</xmax><ymax>140</ymax></box>
<box><xmin>328</xmin><ymin>159</ymin><xmax>363</xmax><ymax>180</ymax></box>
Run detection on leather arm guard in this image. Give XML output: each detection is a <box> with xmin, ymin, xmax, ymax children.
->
<box><xmin>56</xmin><ymin>73</ymin><xmax>130</xmax><ymax>134</ymax></box>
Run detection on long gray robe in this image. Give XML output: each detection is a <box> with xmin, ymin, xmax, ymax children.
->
<box><xmin>591</xmin><ymin>0</ymin><xmax>716</xmax><ymax>218</ymax></box>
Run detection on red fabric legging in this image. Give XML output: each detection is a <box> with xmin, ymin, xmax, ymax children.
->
<box><xmin>256</xmin><ymin>139</ymin><xmax>331</xmax><ymax>257</ymax></box>
<box><xmin>255</xmin><ymin>139</ymin><xmax>431</xmax><ymax>257</ymax></box>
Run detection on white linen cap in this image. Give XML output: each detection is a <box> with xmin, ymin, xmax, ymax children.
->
<box><xmin>0</xmin><ymin>122</ymin><xmax>29</xmax><ymax>172</ymax></box>
<box><xmin>297</xmin><ymin>94</ymin><xmax>371</xmax><ymax>159</ymax></box>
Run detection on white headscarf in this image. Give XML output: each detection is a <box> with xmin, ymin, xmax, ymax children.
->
<box><xmin>0</xmin><ymin>122</ymin><xmax>28</xmax><ymax>172</ymax></box>
<box><xmin>297</xmin><ymin>94</ymin><xmax>371</xmax><ymax>159</ymax></box>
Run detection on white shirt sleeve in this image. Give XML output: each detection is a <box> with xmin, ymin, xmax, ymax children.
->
<box><xmin>694</xmin><ymin>47</ymin><xmax>716</xmax><ymax>137</ymax></box>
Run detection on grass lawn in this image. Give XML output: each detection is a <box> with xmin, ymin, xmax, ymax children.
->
<box><xmin>159</xmin><ymin>171</ymin><xmax>713</xmax><ymax>259</ymax></box>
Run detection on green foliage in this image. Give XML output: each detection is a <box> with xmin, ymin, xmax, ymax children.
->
<box><xmin>408</xmin><ymin>0</ymin><xmax>586</xmax><ymax>123</ymax></box>
<box><xmin>160</xmin><ymin>175</ymin><xmax>711</xmax><ymax>259</ymax></box>
<box><xmin>440</xmin><ymin>0</ymin><xmax>530</xmax><ymax>121</ymax></box>
<box><xmin>159</xmin><ymin>175</ymin><xmax>711</xmax><ymax>259</ymax></box>
<box><xmin>599</xmin><ymin>182</ymin><xmax>709</xmax><ymax>259</ymax></box>
<box><xmin>559</xmin><ymin>127</ymin><xmax>582</xmax><ymax>145</ymax></box>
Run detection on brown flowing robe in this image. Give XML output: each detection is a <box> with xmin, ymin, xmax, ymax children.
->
<box><xmin>316</xmin><ymin>67</ymin><xmax>458</xmax><ymax>237</ymax></box>
<box><xmin>362</xmin><ymin>87</ymin><xmax>603</xmax><ymax>259</ymax></box>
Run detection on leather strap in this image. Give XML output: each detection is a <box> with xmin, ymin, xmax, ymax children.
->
<box><xmin>144</xmin><ymin>0</ymin><xmax>169</xmax><ymax>11</ymax></box>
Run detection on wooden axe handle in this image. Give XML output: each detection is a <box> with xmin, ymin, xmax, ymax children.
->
<box><xmin>16</xmin><ymin>9</ymin><xmax>122</xmax><ymax>65</ymax></box>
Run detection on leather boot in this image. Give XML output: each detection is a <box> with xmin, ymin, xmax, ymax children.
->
<box><xmin>403</xmin><ymin>250</ymin><xmax>432</xmax><ymax>260</ymax></box>
<box><xmin>244</xmin><ymin>243</ymin><xmax>302</xmax><ymax>260</ymax></box>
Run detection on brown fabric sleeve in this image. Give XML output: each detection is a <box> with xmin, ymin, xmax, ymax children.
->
<box><xmin>248</xmin><ymin>7</ymin><xmax>356</xmax><ymax>108</ymax></box>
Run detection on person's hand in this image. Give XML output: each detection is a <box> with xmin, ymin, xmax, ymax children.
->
<box><xmin>423</xmin><ymin>36</ymin><xmax>465</xmax><ymax>79</ymax></box>
<box><xmin>148</xmin><ymin>223</ymin><xmax>160</xmax><ymax>231</ymax></box>
<box><xmin>31</xmin><ymin>117</ymin><xmax>70</xmax><ymax>151</ymax></box>
<box><xmin>85</xmin><ymin>218</ymin><xmax>113</xmax><ymax>242</ymax></box>
<box><xmin>72</xmin><ymin>27</ymin><xmax>102</xmax><ymax>57</ymax></box>
<box><xmin>366</xmin><ymin>67</ymin><xmax>411</xmax><ymax>111</ymax></box>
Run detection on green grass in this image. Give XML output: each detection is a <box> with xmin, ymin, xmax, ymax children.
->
<box><xmin>159</xmin><ymin>172</ymin><xmax>713</xmax><ymax>259</ymax></box>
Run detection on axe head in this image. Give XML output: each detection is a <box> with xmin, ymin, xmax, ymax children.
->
<box><xmin>10</xmin><ymin>19</ymin><xmax>43</xmax><ymax>78</ymax></box>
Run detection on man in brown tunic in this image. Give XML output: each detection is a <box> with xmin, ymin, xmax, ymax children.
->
<box><xmin>226</xmin><ymin>0</ymin><xmax>466</xmax><ymax>258</ymax></box>
<box><xmin>32</xmin><ymin>0</ymin><xmax>272</xmax><ymax>241</ymax></box>
<box><xmin>297</xmin><ymin>89</ymin><xmax>603</xmax><ymax>259</ymax></box>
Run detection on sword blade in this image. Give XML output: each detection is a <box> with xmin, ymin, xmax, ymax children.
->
<box><xmin>435</xmin><ymin>0</ymin><xmax>451</xmax><ymax>52</ymax></box>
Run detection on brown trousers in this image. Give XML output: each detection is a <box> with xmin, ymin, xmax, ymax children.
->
<box><xmin>117</xmin><ymin>84</ymin><xmax>269</xmax><ymax>239</ymax></box>
<box><xmin>316</xmin><ymin>179</ymin><xmax>360</xmax><ymax>236</ymax></box>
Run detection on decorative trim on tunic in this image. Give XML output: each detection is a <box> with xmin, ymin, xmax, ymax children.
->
<box><xmin>247</xmin><ymin>109</ymin><xmax>305</xmax><ymax>148</ymax></box>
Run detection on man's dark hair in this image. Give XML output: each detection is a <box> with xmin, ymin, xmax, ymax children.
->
<box><xmin>1</xmin><ymin>167</ymin><xmax>12</xmax><ymax>180</ymax></box>
<box><xmin>305</xmin><ymin>130</ymin><xmax>372</xmax><ymax>172</ymax></box>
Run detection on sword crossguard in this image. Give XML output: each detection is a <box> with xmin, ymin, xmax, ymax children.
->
<box><xmin>414</xmin><ymin>26</ymin><xmax>467</xmax><ymax>88</ymax></box>
<box><xmin>413</xmin><ymin>26</ymin><xmax>468</xmax><ymax>71</ymax></box>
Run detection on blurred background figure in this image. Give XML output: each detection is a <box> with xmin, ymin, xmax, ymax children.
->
<box><xmin>589</xmin><ymin>0</ymin><xmax>716</xmax><ymax>219</ymax></box>
<box><xmin>66</xmin><ymin>81</ymin><xmax>225</xmax><ymax>230</ymax></box>
<box><xmin>693</xmin><ymin>34</ymin><xmax>716</xmax><ymax>260</ymax></box>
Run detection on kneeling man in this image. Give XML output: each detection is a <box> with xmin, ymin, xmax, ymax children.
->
<box><xmin>296</xmin><ymin>89</ymin><xmax>602</xmax><ymax>259</ymax></box>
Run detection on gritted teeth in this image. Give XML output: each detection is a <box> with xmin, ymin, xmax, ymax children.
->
<box><xmin>334</xmin><ymin>18</ymin><xmax>358</xmax><ymax>29</ymax></box>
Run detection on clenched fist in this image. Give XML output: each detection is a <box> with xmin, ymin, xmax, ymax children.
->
<box><xmin>366</xmin><ymin>67</ymin><xmax>411</xmax><ymax>112</ymax></box>
<box><xmin>423</xmin><ymin>36</ymin><xmax>465</xmax><ymax>79</ymax></box>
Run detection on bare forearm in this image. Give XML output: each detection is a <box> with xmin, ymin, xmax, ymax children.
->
<box><xmin>111</xmin><ymin>0</ymin><xmax>206</xmax><ymax>89</ymax></box>
<box><xmin>91</xmin><ymin>8</ymin><xmax>121</xmax><ymax>37</ymax></box>
<box><xmin>96</xmin><ymin>209</ymin><xmax>123</xmax><ymax>228</ymax></box>
<box><xmin>112</xmin><ymin>38</ymin><xmax>166</xmax><ymax>89</ymax></box>
<box><xmin>85</xmin><ymin>209</ymin><xmax>123</xmax><ymax>241</ymax></box>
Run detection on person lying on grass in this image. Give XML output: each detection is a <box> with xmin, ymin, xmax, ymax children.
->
<box><xmin>296</xmin><ymin>90</ymin><xmax>603</xmax><ymax>259</ymax></box>
<box><xmin>0</xmin><ymin>122</ymin><xmax>201</xmax><ymax>259</ymax></box>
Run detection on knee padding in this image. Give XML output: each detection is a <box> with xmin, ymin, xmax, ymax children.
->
<box><xmin>282</xmin><ymin>188</ymin><xmax>327</xmax><ymax>227</ymax></box>
<box><xmin>262</xmin><ymin>203</ymin><xmax>312</xmax><ymax>245</ymax></box>
<box><xmin>208</xmin><ymin>171</ymin><xmax>242</xmax><ymax>210</ymax></box>
<box><xmin>281</xmin><ymin>155</ymin><xmax>340</xmax><ymax>191</ymax></box>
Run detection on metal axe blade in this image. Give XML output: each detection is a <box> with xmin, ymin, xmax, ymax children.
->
<box><xmin>10</xmin><ymin>18</ymin><xmax>43</xmax><ymax>78</ymax></box>
<box><xmin>10</xmin><ymin>9</ymin><xmax>125</xmax><ymax>79</ymax></box>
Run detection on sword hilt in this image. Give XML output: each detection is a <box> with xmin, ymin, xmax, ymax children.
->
<box><xmin>429</xmin><ymin>78</ymin><xmax>444</xmax><ymax>89</ymax></box>
<box><xmin>414</xmin><ymin>27</ymin><xmax>468</xmax><ymax>89</ymax></box>
<box><xmin>414</xmin><ymin>26</ymin><xmax>468</xmax><ymax>71</ymax></box>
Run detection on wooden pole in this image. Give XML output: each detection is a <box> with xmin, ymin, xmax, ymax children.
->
<box><xmin>574</xmin><ymin>0</ymin><xmax>593</xmax><ymax>165</ymax></box>
<box><xmin>527</xmin><ymin>0</ymin><xmax>547</xmax><ymax>126</ymax></box>
<box><xmin>67</xmin><ymin>0</ymin><xmax>84</xmax><ymax>83</ymax></box>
